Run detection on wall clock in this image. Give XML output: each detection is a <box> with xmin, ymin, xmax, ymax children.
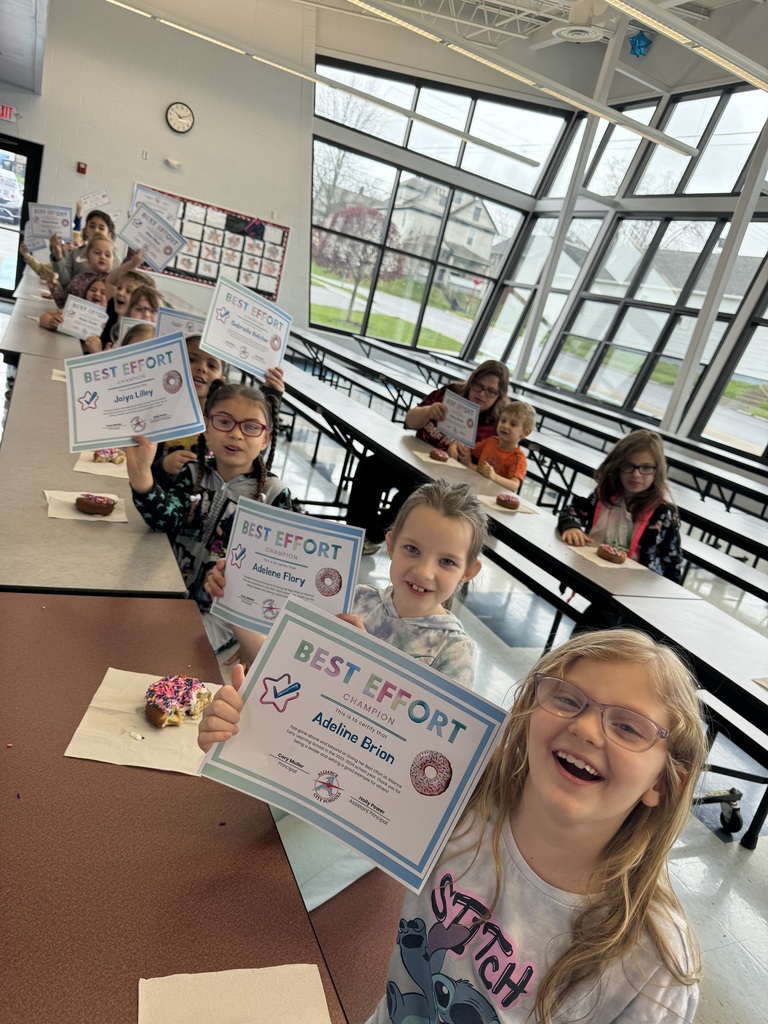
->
<box><xmin>166</xmin><ymin>102</ymin><xmax>194</xmax><ymax>134</ymax></box>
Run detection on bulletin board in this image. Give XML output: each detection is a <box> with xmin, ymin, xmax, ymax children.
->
<box><xmin>131</xmin><ymin>183</ymin><xmax>290</xmax><ymax>301</ymax></box>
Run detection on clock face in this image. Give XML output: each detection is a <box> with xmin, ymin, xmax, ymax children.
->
<box><xmin>166</xmin><ymin>102</ymin><xmax>194</xmax><ymax>134</ymax></box>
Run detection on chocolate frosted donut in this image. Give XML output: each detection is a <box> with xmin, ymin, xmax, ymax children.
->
<box><xmin>597</xmin><ymin>544</ymin><xmax>627</xmax><ymax>564</ymax></box>
<box><xmin>75</xmin><ymin>493</ymin><xmax>116</xmax><ymax>516</ymax></box>
<box><xmin>496</xmin><ymin>493</ymin><xmax>520</xmax><ymax>510</ymax></box>
<box><xmin>410</xmin><ymin>750</ymin><xmax>452</xmax><ymax>796</ymax></box>
<box><xmin>316</xmin><ymin>567</ymin><xmax>343</xmax><ymax>597</ymax></box>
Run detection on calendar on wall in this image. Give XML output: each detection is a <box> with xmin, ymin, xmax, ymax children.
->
<box><xmin>130</xmin><ymin>183</ymin><xmax>290</xmax><ymax>301</ymax></box>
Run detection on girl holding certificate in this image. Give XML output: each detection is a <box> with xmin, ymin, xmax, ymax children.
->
<box><xmin>345</xmin><ymin>360</ymin><xmax>510</xmax><ymax>555</ymax></box>
<box><xmin>127</xmin><ymin>381</ymin><xmax>291</xmax><ymax>653</ymax></box>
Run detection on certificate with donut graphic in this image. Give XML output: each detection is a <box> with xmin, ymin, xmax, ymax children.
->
<box><xmin>199</xmin><ymin>275</ymin><xmax>292</xmax><ymax>382</ymax></box>
<box><xmin>440</xmin><ymin>389</ymin><xmax>479</xmax><ymax>448</ymax></box>
<box><xmin>202</xmin><ymin>599</ymin><xmax>507</xmax><ymax>892</ymax></box>
<box><xmin>211</xmin><ymin>499</ymin><xmax>364</xmax><ymax>633</ymax></box>
<box><xmin>119</xmin><ymin>202</ymin><xmax>186</xmax><ymax>273</ymax></box>
<box><xmin>64</xmin><ymin>332</ymin><xmax>205</xmax><ymax>452</ymax></box>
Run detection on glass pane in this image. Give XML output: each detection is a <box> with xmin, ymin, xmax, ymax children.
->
<box><xmin>545</xmin><ymin>336</ymin><xmax>598</xmax><ymax>391</ymax></box>
<box><xmin>688</xmin><ymin>221</ymin><xmax>768</xmax><ymax>313</ymax></box>
<box><xmin>408</xmin><ymin>88</ymin><xmax>471</xmax><ymax>164</ymax></box>
<box><xmin>367</xmin><ymin>253</ymin><xmax>431</xmax><ymax>346</ymax></box>
<box><xmin>635</xmin><ymin>95</ymin><xmax>718</xmax><ymax>196</ymax></box>
<box><xmin>476</xmin><ymin>286</ymin><xmax>531</xmax><ymax>361</ymax></box>
<box><xmin>551</xmin><ymin>218</ymin><xmax>603</xmax><ymax>289</ymax></box>
<box><xmin>590</xmin><ymin>220</ymin><xmax>660</xmax><ymax>298</ymax></box>
<box><xmin>0</xmin><ymin>148</ymin><xmax>25</xmax><ymax>290</ymax></box>
<box><xmin>686</xmin><ymin>89</ymin><xmax>768</xmax><ymax>194</ymax></box>
<box><xmin>315</xmin><ymin>64</ymin><xmax>414</xmax><ymax>145</ymax></box>
<box><xmin>439</xmin><ymin>191</ymin><xmax>520</xmax><ymax>278</ymax></box>
<box><xmin>310</xmin><ymin>230</ymin><xmax>374</xmax><ymax>332</ymax></box>
<box><xmin>701</xmin><ymin>327</ymin><xmax>768</xmax><ymax>455</ymax></box>
<box><xmin>547</xmin><ymin>120</ymin><xmax>587</xmax><ymax>199</ymax></box>
<box><xmin>634</xmin><ymin>220</ymin><xmax>716</xmax><ymax>304</ymax></box>
<box><xmin>613</xmin><ymin>307</ymin><xmax>668</xmax><ymax>352</ymax></box>
<box><xmin>391</xmin><ymin>175</ymin><xmax>446</xmax><ymax>258</ymax></box>
<box><xmin>633</xmin><ymin>355</ymin><xmax>679</xmax><ymax>419</ymax></box>
<box><xmin>586</xmin><ymin>104</ymin><xmax>656</xmax><ymax>196</ymax></box>
<box><xmin>419</xmin><ymin>268</ymin><xmax>489</xmax><ymax>352</ymax></box>
<box><xmin>511</xmin><ymin>219</ymin><xmax>557</xmax><ymax>285</ymax></box>
<box><xmin>463</xmin><ymin>101</ymin><xmax>565</xmax><ymax>194</ymax></box>
<box><xmin>521</xmin><ymin>292</ymin><xmax>567</xmax><ymax>380</ymax></box>
<box><xmin>312</xmin><ymin>141</ymin><xmax>397</xmax><ymax>224</ymax></box>
<box><xmin>570</xmin><ymin>299</ymin><xmax>617</xmax><ymax>341</ymax></box>
<box><xmin>586</xmin><ymin>347</ymin><xmax>647</xmax><ymax>406</ymax></box>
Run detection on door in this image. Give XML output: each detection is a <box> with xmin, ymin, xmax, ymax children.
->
<box><xmin>0</xmin><ymin>133</ymin><xmax>43</xmax><ymax>300</ymax></box>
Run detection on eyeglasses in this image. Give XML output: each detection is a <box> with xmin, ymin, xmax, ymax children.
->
<box><xmin>533</xmin><ymin>674</ymin><xmax>669</xmax><ymax>752</ymax></box>
<box><xmin>621</xmin><ymin>462</ymin><xmax>656</xmax><ymax>476</ymax></box>
<box><xmin>471</xmin><ymin>384</ymin><xmax>500</xmax><ymax>398</ymax></box>
<box><xmin>207</xmin><ymin>413</ymin><xmax>269</xmax><ymax>438</ymax></box>
<box><xmin>130</xmin><ymin>305</ymin><xmax>156</xmax><ymax>317</ymax></box>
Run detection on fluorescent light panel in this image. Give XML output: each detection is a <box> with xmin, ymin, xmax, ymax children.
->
<box><xmin>104</xmin><ymin>1</ymin><xmax>152</xmax><ymax>15</ymax></box>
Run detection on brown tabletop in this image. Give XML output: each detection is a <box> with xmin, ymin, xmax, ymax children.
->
<box><xmin>1</xmin><ymin>594</ymin><xmax>347</xmax><ymax>1024</ymax></box>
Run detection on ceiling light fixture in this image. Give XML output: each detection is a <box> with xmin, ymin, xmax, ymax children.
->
<box><xmin>343</xmin><ymin>0</ymin><xmax>697</xmax><ymax>156</ymax></box>
<box><xmin>603</xmin><ymin>0</ymin><xmax>768</xmax><ymax>91</ymax></box>
<box><xmin>100</xmin><ymin>0</ymin><xmax>538</xmax><ymax>165</ymax></box>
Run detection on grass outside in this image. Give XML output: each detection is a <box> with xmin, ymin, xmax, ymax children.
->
<box><xmin>309</xmin><ymin>303</ymin><xmax>462</xmax><ymax>351</ymax></box>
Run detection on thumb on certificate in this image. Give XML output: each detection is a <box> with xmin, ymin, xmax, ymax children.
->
<box><xmin>231</xmin><ymin>664</ymin><xmax>245</xmax><ymax>692</ymax></box>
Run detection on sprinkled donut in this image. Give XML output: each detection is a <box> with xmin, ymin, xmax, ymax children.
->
<box><xmin>145</xmin><ymin>675</ymin><xmax>212</xmax><ymax>728</ymax></box>
<box><xmin>315</xmin><ymin>567</ymin><xmax>343</xmax><ymax>597</ymax></box>
<box><xmin>75</xmin><ymin>493</ymin><xmax>116</xmax><ymax>516</ymax></box>
<box><xmin>93</xmin><ymin>448</ymin><xmax>126</xmax><ymax>464</ymax></box>
<box><xmin>410</xmin><ymin>749</ymin><xmax>452</xmax><ymax>797</ymax></box>
<box><xmin>597</xmin><ymin>544</ymin><xmax>627</xmax><ymax>564</ymax></box>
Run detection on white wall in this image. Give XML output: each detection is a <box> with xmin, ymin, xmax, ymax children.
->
<box><xmin>3</xmin><ymin>0</ymin><xmax>318</xmax><ymax>324</ymax></box>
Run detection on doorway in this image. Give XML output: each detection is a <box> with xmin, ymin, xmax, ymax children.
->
<box><xmin>0</xmin><ymin>133</ymin><xmax>43</xmax><ymax>299</ymax></box>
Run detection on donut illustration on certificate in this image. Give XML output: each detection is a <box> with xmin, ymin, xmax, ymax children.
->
<box><xmin>201</xmin><ymin>599</ymin><xmax>507</xmax><ymax>892</ymax></box>
<box><xmin>211</xmin><ymin>499</ymin><xmax>365</xmax><ymax>633</ymax></box>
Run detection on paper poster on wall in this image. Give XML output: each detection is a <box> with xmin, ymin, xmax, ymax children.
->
<box><xmin>127</xmin><ymin>182</ymin><xmax>290</xmax><ymax>302</ymax></box>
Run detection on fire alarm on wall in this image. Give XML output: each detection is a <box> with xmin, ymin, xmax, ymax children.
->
<box><xmin>77</xmin><ymin>161</ymin><xmax>87</xmax><ymax>174</ymax></box>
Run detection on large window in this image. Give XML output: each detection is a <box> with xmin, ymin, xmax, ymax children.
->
<box><xmin>311</xmin><ymin>139</ymin><xmax>522</xmax><ymax>349</ymax></box>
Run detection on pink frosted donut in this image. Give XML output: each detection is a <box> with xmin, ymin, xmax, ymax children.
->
<box><xmin>597</xmin><ymin>544</ymin><xmax>627</xmax><ymax>564</ymax></box>
<box><xmin>145</xmin><ymin>675</ymin><xmax>211</xmax><ymax>728</ymax></box>
<box><xmin>410</xmin><ymin>749</ymin><xmax>452</xmax><ymax>796</ymax></box>
<box><xmin>430</xmin><ymin>448</ymin><xmax>449</xmax><ymax>462</ymax></box>
<box><xmin>316</xmin><ymin>567</ymin><xmax>343</xmax><ymax>597</ymax></box>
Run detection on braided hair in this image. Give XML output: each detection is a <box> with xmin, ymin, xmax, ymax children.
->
<box><xmin>191</xmin><ymin>380</ymin><xmax>278</xmax><ymax>502</ymax></box>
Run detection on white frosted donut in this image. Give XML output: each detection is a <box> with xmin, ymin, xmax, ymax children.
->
<box><xmin>316</xmin><ymin>567</ymin><xmax>343</xmax><ymax>597</ymax></box>
<box><xmin>410</xmin><ymin>749</ymin><xmax>452</xmax><ymax>796</ymax></box>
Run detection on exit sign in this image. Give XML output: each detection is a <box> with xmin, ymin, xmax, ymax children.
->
<box><xmin>0</xmin><ymin>104</ymin><xmax>16</xmax><ymax>121</ymax></box>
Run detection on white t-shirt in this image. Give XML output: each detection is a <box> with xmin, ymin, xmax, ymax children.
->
<box><xmin>365</xmin><ymin>811</ymin><xmax>698</xmax><ymax>1024</ymax></box>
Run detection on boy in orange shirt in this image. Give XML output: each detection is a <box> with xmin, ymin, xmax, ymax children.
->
<box><xmin>460</xmin><ymin>399</ymin><xmax>535</xmax><ymax>491</ymax></box>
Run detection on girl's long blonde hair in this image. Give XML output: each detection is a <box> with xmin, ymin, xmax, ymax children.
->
<box><xmin>455</xmin><ymin>628</ymin><xmax>707</xmax><ymax>1023</ymax></box>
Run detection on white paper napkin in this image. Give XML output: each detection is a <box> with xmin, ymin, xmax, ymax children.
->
<box><xmin>64</xmin><ymin>667</ymin><xmax>220</xmax><ymax>775</ymax></box>
<box><xmin>753</xmin><ymin>677</ymin><xmax>768</xmax><ymax>691</ymax></box>
<box><xmin>567</xmin><ymin>544</ymin><xmax>646</xmax><ymax>570</ymax></box>
<box><xmin>478</xmin><ymin>492</ymin><xmax>537</xmax><ymax>515</ymax></box>
<box><xmin>51</xmin><ymin>368</ymin><xmax>67</xmax><ymax>382</ymax></box>
<box><xmin>73</xmin><ymin>450</ymin><xmax>129</xmax><ymax>479</ymax></box>
<box><xmin>138</xmin><ymin>964</ymin><xmax>333</xmax><ymax>1024</ymax></box>
<box><xmin>44</xmin><ymin>489</ymin><xmax>128</xmax><ymax>522</ymax></box>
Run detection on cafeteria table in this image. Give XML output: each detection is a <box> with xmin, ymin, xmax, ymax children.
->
<box><xmin>0</xmin><ymin>593</ymin><xmax>348</xmax><ymax>1024</ymax></box>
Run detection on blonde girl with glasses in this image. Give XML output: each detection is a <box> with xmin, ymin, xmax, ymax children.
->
<box><xmin>126</xmin><ymin>381</ymin><xmax>291</xmax><ymax>653</ymax></box>
<box><xmin>558</xmin><ymin>429</ymin><xmax>683</xmax><ymax>582</ymax></box>
<box><xmin>364</xmin><ymin>628</ymin><xmax>706</xmax><ymax>1024</ymax></box>
<box><xmin>346</xmin><ymin>359</ymin><xmax>510</xmax><ymax>554</ymax></box>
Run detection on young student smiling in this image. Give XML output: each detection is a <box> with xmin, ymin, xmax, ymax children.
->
<box><xmin>457</xmin><ymin>398</ymin><xmax>535</xmax><ymax>492</ymax></box>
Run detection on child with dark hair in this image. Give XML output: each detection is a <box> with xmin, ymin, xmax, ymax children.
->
<box><xmin>126</xmin><ymin>381</ymin><xmax>291</xmax><ymax>651</ymax></box>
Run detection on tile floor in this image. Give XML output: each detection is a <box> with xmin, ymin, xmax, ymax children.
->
<box><xmin>4</xmin><ymin>324</ymin><xmax>766</xmax><ymax>1023</ymax></box>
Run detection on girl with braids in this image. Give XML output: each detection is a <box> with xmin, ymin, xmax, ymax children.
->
<box><xmin>363</xmin><ymin>628</ymin><xmax>706</xmax><ymax>1024</ymax></box>
<box><xmin>127</xmin><ymin>380</ymin><xmax>291</xmax><ymax>651</ymax></box>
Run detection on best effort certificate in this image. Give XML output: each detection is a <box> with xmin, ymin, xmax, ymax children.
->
<box><xmin>202</xmin><ymin>600</ymin><xmax>507</xmax><ymax>892</ymax></box>
<box><xmin>29</xmin><ymin>202</ymin><xmax>73</xmax><ymax>242</ymax></box>
<box><xmin>156</xmin><ymin>306</ymin><xmax>206</xmax><ymax>339</ymax></box>
<box><xmin>58</xmin><ymin>295</ymin><xmax>109</xmax><ymax>340</ymax></box>
<box><xmin>119</xmin><ymin>202</ymin><xmax>185</xmax><ymax>273</ymax></box>
<box><xmin>200</xmin><ymin>276</ymin><xmax>291</xmax><ymax>381</ymax></box>
<box><xmin>64</xmin><ymin>332</ymin><xmax>205</xmax><ymax>452</ymax></box>
<box><xmin>212</xmin><ymin>500</ymin><xmax>364</xmax><ymax>634</ymax></box>
<box><xmin>440</xmin><ymin>389</ymin><xmax>479</xmax><ymax>448</ymax></box>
